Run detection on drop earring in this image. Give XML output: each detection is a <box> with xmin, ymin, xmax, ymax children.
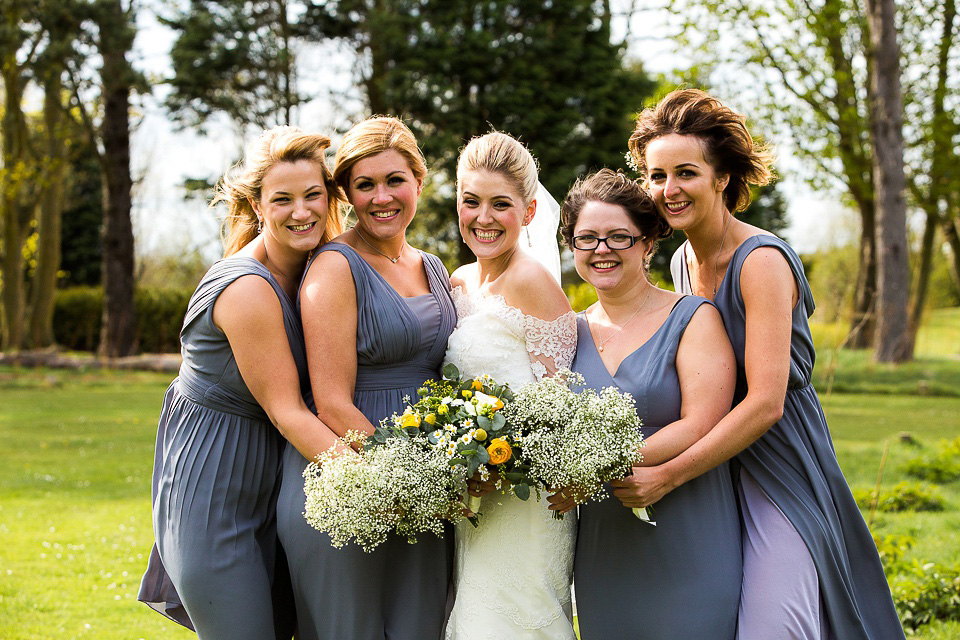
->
<box><xmin>526</xmin><ymin>226</ymin><xmax>532</xmax><ymax>247</ymax></box>
<box><xmin>257</xmin><ymin>217</ymin><xmax>263</xmax><ymax>233</ymax></box>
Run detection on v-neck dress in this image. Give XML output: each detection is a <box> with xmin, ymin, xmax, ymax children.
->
<box><xmin>671</xmin><ymin>235</ymin><xmax>904</xmax><ymax>639</ymax></box>
<box><xmin>572</xmin><ymin>296</ymin><xmax>742</xmax><ymax>640</ymax></box>
<box><xmin>138</xmin><ymin>256</ymin><xmax>300</xmax><ymax>639</ymax></box>
<box><xmin>276</xmin><ymin>242</ymin><xmax>457</xmax><ymax>640</ymax></box>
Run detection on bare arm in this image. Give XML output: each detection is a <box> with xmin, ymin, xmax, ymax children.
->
<box><xmin>300</xmin><ymin>251</ymin><xmax>376</xmax><ymax>439</ymax></box>
<box><xmin>635</xmin><ymin>302</ymin><xmax>735</xmax><ymax>467</ymax></box>
<box><xmin>214</xmin><ymin>275</ymin><xmax>347</xmax><ymax>461</ymax></box>
<box><xmin>617</xmin><ymin>247</ymin><xmax>798</xmax><ymax>508</ymax></box>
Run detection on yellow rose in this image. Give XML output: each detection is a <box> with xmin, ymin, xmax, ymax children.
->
<box><xmin>462</xmin><ymin>390</ymin><xmax>473</xmax><ymax>399</ymax></box>
<box><xmin>424</xmin><ymin>413</ymin><xmax>437</xmax><ymax>425</ymax></box>
<box><xmin>472</xmin><ymin>379</ymin><xmax>483</xmax><ymax>390</ymax></box>
<box><xmin>474</xmin><ymin>428</ymin><xmax>488</xmax><ymax>442</ymax></box>
<box><xmin>487</xmin><ymin>438</ymin><xmax>512</xmax><ymax>465</ymax></box>
<box><xmin>400</xmin><ymin>412</ymin><xmax>421</xmax><ymax>428</ymax></box>
<box><xmin>437</xmin><ymin>405</ymin><xmax>449</xmax><ymax>416</ymax></box>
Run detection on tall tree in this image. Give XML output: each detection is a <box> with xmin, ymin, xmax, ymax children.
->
<box><xmin>864</xmin><ymin>0</ymin><xmax>911</xmax><ymax>362</ymax></box>
<box><xmin>902</xmin><ymin>0</ymin><xmax>959</xmax><ymax>336</ymax></box>
<box><xmin>0</xmin><ymin>0</ymin><xmax>37</xmax><ymax>350</ymax></box>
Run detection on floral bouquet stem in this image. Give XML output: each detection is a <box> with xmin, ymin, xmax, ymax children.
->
<box><xmin>465</xmin><ymin>492</ymin><xmax>483</xmax><ymax>516</ymax></box>
<box><xmin>632</xmin><ymin>506</ymin><xmax>656</xmax><ymax>526</ymax></box>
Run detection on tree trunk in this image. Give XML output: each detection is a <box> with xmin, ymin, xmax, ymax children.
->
<box><xmin>97</xmin><ymin>0</ymin><xmax>137</xmax><ymax>357</ymax></box>
<box><xmin>865</xmin><ymin>0</ymin><xmax>912</xmax><ymax>362</ymax></box>
<box><xmin>29</xmin><ymin>69</ymin><xmax>67</xmax><ymax>348</ymax></box>
<box><xmin>909</xmin><ymin>211</ymin><xmax>937</xmax><ymax>339</ymax></box>
<box><xmin>1</xmin><ymin>26</ymin><xmax>28</xmax><ymax>351</ymax></box>
<box><xmin>848</xmin><ymin>199</ymin><xmax>876</xmax><ymax>348</ymax></box>
<box><xmin>942</xmin><ymin>216</ymin><xmax>960</xmax><ymax>291</ymax></box>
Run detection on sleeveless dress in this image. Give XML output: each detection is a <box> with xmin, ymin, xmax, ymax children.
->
<box><xmin>571</xmin><ymin>296</ymin><xmax>742</xmax><ymax>640</ymax></box>
<box><xmin>671</xmin><ymin>235</ymin><xmax>905</xmax><ymax>640</ymax></box>
<box><xmin>138</xmin><ymin>256</ymin><xmax>300</xmax><ymax>639</ymax></box>
<box><xmin>276</xmin><ymin>242</ymin><xmax>457</xmax><ymax>640</ymax></box>
<box><xmin>443</xmin><ymin>286</ymin><xmax>579</xmax><ymax>640</ymax></box>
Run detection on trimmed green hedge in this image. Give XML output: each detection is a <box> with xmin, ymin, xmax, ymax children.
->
<box><xmin>54</xmin><ymin>286</ymin><xmax>193</xmax><ymax>354</ymax></box>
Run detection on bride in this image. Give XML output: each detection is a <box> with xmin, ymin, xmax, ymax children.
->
<box><xmin>443</xmin><ymin>131</ymin><xmax>578</xmax><ymax>639</ymax></box>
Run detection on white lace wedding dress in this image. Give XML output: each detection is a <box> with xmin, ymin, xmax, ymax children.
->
<box><xmin>443</xmin><ymin>285</ymin><xmax>578</xmax><ymax>640</ymax></box>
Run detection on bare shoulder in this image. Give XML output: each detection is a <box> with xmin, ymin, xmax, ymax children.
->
<box><xmin>450</xmin><ymin>263</ymin><xmax>477</xmax><ymax>291</ymax></box>
<box><xmin>740</xmin><ymin>245</ymin><xmax>794</xmax><ymax>289</ymax></box>
<box><xmin>499</xmin><ymin>255</ymin><xmax>572</xmax><ymax>321</ymax></box>
<box><xmin>215</xmin><ymin>274</ymin><xmax>281</xmax><ymax>330</ymax></box>
<box><xmin>302</xmin><ymin>248</ymin><xmax>352</xmax><ymax>292</ymax></box>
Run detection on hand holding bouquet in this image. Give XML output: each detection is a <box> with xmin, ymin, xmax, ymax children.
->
<box><xmin>506</xmin><ymin>370</ymin><xmax>654</xmax><ymax>523</ymax></box>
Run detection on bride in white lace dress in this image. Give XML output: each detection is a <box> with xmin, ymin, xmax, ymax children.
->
<box><xmin>443</xmin><ymin>132</ymin><xmax>578</xmax><ymax>640</ymax></box>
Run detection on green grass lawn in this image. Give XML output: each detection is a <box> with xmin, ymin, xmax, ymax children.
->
<box><xmin>2</xmin><ymin>330</ymin><xmax>959</xmax><ymax>638</ymax></box>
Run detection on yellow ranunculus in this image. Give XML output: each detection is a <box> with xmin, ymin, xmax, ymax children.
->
<box><xmin>437</xmin><ymin>405</ymin><xmax>449</xmax><ymax>416</ymax></box>
<box><xmin>462</xmin><ymin>390</ymin><xmax>473</xmax><ymax>399</ymax></box>
<box><xmin>487</xmin><ymin>438</ymin><xmax>512</xmax><ymax>465</ymax></box>
<box><xmin>401</xmin><ymin>412</ymin><xmax>421</xmax><ymax>428</ymax></box>
<box><xmin>424</xmin><ymin>413</ymin><xmax>437</xmax><ymax>425</ymax></box>
<box><xmin>472</xmin><ymin>379</ymin><xmax>484</xmax><ymax>390</ymax></box>
<box><xmin>491</xmin><ymin>398</ymin><xmax>504</xmax><ymax>411</ymax></box>
<box><xmin>474</xmin><ymin>428</ymin><xmax>488</xmax><ymax>442</ymax></box>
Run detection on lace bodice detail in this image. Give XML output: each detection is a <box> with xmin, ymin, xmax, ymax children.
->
<box><xmin>446</xmin><ymin>286</ymin><xmax>576</xmax><ymax>385</ymax></box>
<box><xmin>443</xmin><ymin>285</ymin><xmax>578</xmax><ymax>640</ymax></box>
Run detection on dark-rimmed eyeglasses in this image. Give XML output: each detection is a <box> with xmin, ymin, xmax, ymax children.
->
<box><xmin>571</xmin><ymin>234</ymin><xmax>643</xmax><ymax>251</ymax></box>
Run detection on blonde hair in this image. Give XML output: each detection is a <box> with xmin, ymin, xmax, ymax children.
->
<box><xmin>333</xmin><ymin>116</ymin><xmax>427</xmax><ymax>193</ymax></box>
<box><xmin>457</xmin><ymin>131</ymin><xmax>538</xmax><ymax>204</ymax></box>
<box><xmin>628</xmin><ymin>89</ymin><xmax>774</xmax><ymax>213</ymax></box>
<box><xmin>214</xmin><ymin>126</ymin><xmax>344</xmax><ymax>257</ymax></box>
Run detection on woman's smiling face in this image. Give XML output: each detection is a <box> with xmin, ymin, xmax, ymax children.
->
<box><xmin>346</xmin><ymin>149</ymin><xmax>422</xmax><ymax>241</ymax></box>
<box><xmin>645</xmin><ymin>133</ymin><xmax>728</xmax><ymax>232</ymax></box>
<box><xmin>457</xmin><ymin>169</ymin><xmax>534</xmax><ymax>261</ymax></box>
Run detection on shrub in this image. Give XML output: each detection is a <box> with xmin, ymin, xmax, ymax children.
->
<box><xmin>873</xmin><ymin>533</ymin><xmax>916</xmax><ymax>575</ymax></box>
<box><xmin>892</xmin><ymin>564</ymin><xmax>960</xmax><ymax>633</ymax></box>
<box><xmin>54</xmin><ymin>286</ymin><xmax>193</xmax><ymax>354</ymax></box>
<box><xmin>854</xmin><ymin>482</ymin><xmax>945</xmax><ymax>513</ymax></box>
<box><xmin>564</xmin><ymin>282</ymin><xmax>598</xmax><ymax>312</ymax></box>
<box><xmin>904</xmin><ymin>438</ymin><xmax>960</xmax><ymax>484</ymax></box>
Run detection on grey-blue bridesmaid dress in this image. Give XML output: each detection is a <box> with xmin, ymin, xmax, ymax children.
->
<box><xmin>138</xmin><ymin>256</ymin><xmax>300</xmax><ymax>639</ymax></box>
<box><xmin>572</xmin><ymin>296</ymin><xmax>742</xmax><ymax>640</ymax></box>
<box><xmin>672</xmin><ymin>234</ymin><xmax>904</xmax><ymax>639</ymax></box>
<box><xmin>277</xmin><ymin>242</ymin><xmax>456</xmax><ymax>640</ymax></box>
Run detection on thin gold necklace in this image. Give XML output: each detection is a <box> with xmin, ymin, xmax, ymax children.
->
<box><xmin>355</xmin><ymin>226</ymin><xmax>403</xmax><ymax>263</ymax></box>
<box><xmin>712</xmin><ymin>214</ymin><xmax>732</xmax><ymax>294</ymax></box>
<box><xmin>595</xmin><ymin>285</ymin><xmax>652</xmax><ymax>353</ymax></box>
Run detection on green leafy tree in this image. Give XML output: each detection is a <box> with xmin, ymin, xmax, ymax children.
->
<box><xmin>163</xmin><ymin>0</ymin><xmax>300</xmax><ymax>135</ymax></box>
<box><xmin>302</xmin><ymin>0</ymin><xmax>657</xmax><ymax>266</ymax></box>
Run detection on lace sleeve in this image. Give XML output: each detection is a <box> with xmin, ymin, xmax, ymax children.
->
<box><xmin>524</xmin><ymin>310</ymin><xmax>577</xmax><ymax>381</ymax></box>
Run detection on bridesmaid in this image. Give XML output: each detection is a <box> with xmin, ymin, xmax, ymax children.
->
<box><xmin>561</xmin><ymin>169</ymin><xmax>742</xmax><ymax>639</ymax></box>
<box><xmin>628</xmin><ymin>88</ymin><xmax>904</xmax><ymax>638</ymax></box>
<box><xmin>138</xmin><ymin>127</ymin><xmax>346</xmax><ymax>638</ymax></box>
<box><xmin>276</xmin><ymin>116</ymin><xmax>456</xmax><ymax>640</ymax></box>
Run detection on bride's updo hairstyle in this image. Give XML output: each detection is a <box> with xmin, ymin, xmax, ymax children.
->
<box><xmin>457</xmin><ymin>131</ymin><xmax>539</xmax><ymax>205</ymax></box>
<box><xmin>561</xmin><ymin>169</ymin><xmax>671</xmax><ymax>269</ymax></box>
<box><xmin>628</xmin><ymin>88</ymin><xmax>774</xmax><ymax>214</ymax></box>
<box><xmin>215</xmin><ymin>126</ymin><xmax>344</xmax><ymax>256</ymax></box>
<box><xmin>333</xmin><ymin>116</ymin><xmax>427</xmax><ymax>192</ymax></box>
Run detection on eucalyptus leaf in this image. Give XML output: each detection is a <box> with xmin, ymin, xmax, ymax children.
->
<box><xmin>443</xmin><ymin>363</ymin><xmax>460</xmax><ymax>380</ymax></box>
<box><xmin>477</xmin><ymin>445</ymin><xmax>490</xmax><ymax>464</ymax></box>
<box><xmin>514</xmin><ymin>483</ymin><xmax>531</xmax><ymax>501</ymax></box>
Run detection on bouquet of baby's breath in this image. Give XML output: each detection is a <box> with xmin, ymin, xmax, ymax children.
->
<box><xmin>505</xmin><ymin>370</ymin><xmax>653</xmax><ymax>523</ymax></box>
<box><xmin>302</xmin><ymin>430</ymin><xmax>467</xmax><ymax>552</ymax></box>
<box><xmin>371</xmin><ymin>364</ymin><xmax>536</xmax><ymax>521</ymax></box>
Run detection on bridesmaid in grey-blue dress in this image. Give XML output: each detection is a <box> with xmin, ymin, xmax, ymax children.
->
<box><xmin>277</xmin><ymin>116</ymin><xmax>456</xmax><ymax>640</ymax></box>
<box><xmin>138</xmin><ymin>127</ymin><xmax>346</xmax><ymax>638</ymax></box>
<box><xmin>631</xmin><ymin>89</ymin><xmax>903</xmax><ymax>637</ymax></box>
<box><xmin>556</xmin><ymin>169</ymin><xmax>741</xmax><ymax>639</ymax></box>
<box><xmin>276</xmin><ymin>243</ymin><xmax>456</xmax><ymax>639</ymax></box>
<box><xmin>572</xmin><ymin>298</ymin><xmax>742</xmax><ymax>639</ymax></box>
<box><xmin>139</xmin><ymin>258</ymin><xmax>300</xmax><ymax>636</ymax></box>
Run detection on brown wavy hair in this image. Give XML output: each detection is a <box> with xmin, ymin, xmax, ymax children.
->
<box><xmin>214</xmin><ymin>126</ymin><xmax>344</xmax><ymax>257</ymax></box>
<box><xmin>628</xmin><ymin>89</ymin><xmax>774</xmax><ymax>213</ymax></box>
